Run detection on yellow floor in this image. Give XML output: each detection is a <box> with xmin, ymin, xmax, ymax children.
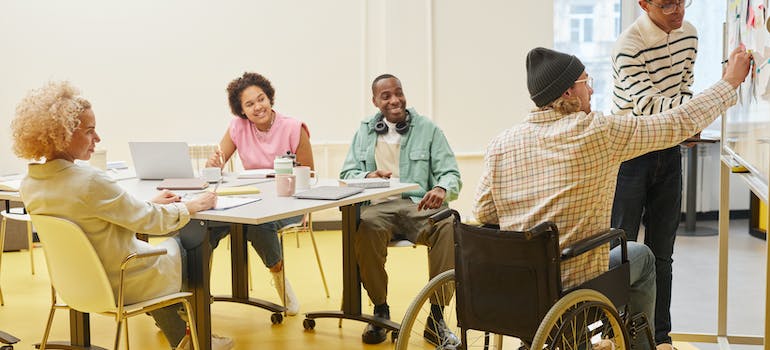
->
<box><xmin>0</xmin><ymin>230</ymin><xmax>439</xmax><ymax>349</ymax></box>
<box><xmin>0</xmin><ymin>229</ymin><xmax>695</xmax><ymax>349</ymax></box>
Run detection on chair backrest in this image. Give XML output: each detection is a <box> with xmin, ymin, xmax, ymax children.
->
<box><xmin>189</xmin><ymin>144</ymin><xmax>236</xmax><ymax>173</ymax></box>
<box><xmin>30</xmin><ymin>215</ymin><xmax>117</xmax><ymax>314</ymax></box>
<box><xmin>453</xmin><ymin>212</ymin><xmax>561</xmax><ymax>340</ymax></box>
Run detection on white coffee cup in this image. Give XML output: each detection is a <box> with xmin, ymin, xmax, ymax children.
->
<box><xmin>89</xmin><ymin>149</ymin><xmax>107</xmax><ymax>171</ymax></box>
<box><xmin>201</xmin><ymin>167</ymin><xmax>222</xmax><ymax>182</ymax></box>
<box><xmin>293</xmin><ymin>166</ymin><xmax>317</xmax><ymax>190</ymax></box>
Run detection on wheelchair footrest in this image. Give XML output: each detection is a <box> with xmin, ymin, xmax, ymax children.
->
<box><xmin>626</xmin><ymin>312</ymin><xmax>651</xmax><ymax>342</ymax></box>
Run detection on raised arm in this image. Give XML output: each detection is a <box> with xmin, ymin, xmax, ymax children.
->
<box><xmin>205</xmin><ymin>130</ymin><xmax>237</xmax><ymax>168</ymax></box>
<box><xmin>295</xmin><ymin>127</ymin><xmax>315</xmax><ymax>169</ymax></box>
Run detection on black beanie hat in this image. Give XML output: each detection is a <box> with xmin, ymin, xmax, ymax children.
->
<box><xmin>526</xmin><ymin>47</ymin><xmax>585</xmax><ymax>107</ymax></box>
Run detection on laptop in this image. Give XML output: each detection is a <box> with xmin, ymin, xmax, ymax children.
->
<box><xmin>129</xmin><ymin>142</ymin><xmax>195</xmax><ymax>180</ymax></box>
<box><xmin>293</xmin><ymin>186</ymin><xmax>364</xmax><ymax>200</ymax></box>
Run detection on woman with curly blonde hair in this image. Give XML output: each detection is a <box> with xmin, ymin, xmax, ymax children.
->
<box><xmin>12</xmin><ymin>81</ymin><xmax>230</xmax><ymax>349</ymax></box>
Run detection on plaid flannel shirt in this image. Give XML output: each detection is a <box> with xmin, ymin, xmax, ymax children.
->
<box><xmin>473</xmin><ymin>80</ymin><xmax>735</xmax><ymax>288</ymax></box>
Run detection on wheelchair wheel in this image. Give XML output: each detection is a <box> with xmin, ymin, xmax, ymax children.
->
<box><xmin>396</xmin><ymin>269</ymin><xmax>503</xmax><ymax>350</ymax></box>
<box><xmin>531</xmin><ymin>289</ymin><xmax>628</xmax><ymax>350</ymax></box>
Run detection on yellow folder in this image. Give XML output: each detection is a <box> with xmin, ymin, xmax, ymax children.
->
<box><xmin>211</xmin><ymin>186</ymin><xmax>261</xmax><ymax>196</ymax></box>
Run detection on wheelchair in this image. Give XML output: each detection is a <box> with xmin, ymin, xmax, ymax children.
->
<box><xmin>394</xmin><ymin>209</ymin><xmax>654</xmax><ymax>350</ymax></box>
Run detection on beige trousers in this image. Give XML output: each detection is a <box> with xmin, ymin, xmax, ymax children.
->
<box><xmin>354</xmin><ymin>199</ymin><xmax>455</xmax><ymax>306</ymax></box>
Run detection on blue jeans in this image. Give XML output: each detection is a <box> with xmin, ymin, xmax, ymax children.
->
<box><xmin>209</xmin><ymin>215</ymin><xmax>302</xmax><ymax>268</ymax></box>
<box><xmin>610</xmin><ymin>241</ymin><xmax>656</xmax><ymax>349</ymax></box>
<box><xmin>611</xmin><ymin>146</ymin><xmax>681</xmax><ymax>345</ymax></box>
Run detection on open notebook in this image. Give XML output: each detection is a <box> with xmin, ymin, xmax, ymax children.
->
<box><xmin>293</xmin><ymin>186</ymin><xmax>363</xmax><ymax>200</ymax></box>
<box><xmin>211</xmin><ymin>197</ymin><xmax>261</xmax><ymax>210</ymax></box>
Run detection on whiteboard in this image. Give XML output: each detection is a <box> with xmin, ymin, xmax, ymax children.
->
<box><xmin>723</xmin><ymin>0</ymin><xmax>770</xmax><ymax>184</ymax></box>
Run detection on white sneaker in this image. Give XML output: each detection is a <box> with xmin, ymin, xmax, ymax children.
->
<box><xmin>271</xmin><ymin>270</ymin><xmax>300</xmax><ymax>315</ymax></box>
<box><xmin>175</xmin><ymin>334</ymin><xmax>234</xmax><ymax>350</ymax></box>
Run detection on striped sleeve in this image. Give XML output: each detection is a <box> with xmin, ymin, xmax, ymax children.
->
<box><xmin>612</xmin><ymin>37</ymin><xmax>697</xmax><ymax>116</ymax></box>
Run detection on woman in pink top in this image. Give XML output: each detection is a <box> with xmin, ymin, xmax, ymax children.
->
<box><xmin>205</xmin><ymin>72</ymin><xmax>314</xmax><ymax>315</ymax></box>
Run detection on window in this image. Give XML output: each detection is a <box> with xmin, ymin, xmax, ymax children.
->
<box><xmin>555</xmin><ymin>0</ymin><xmax>622</xmax><ymax>112</ymax></box>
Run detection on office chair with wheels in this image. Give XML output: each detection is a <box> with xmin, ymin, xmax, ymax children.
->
<box><xmin>30</xmin><ymin>214</ymin><xmax>200</xmax><ymax>350</ymax></box>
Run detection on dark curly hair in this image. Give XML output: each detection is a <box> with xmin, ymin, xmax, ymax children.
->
<box><xmin>226</xmin><ymin>72</ymin><xmax>275</xmax><ymax>118</ymax></box>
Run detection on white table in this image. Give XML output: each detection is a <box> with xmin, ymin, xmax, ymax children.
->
<box><xmin>120</xmin><ymin>178</ymin><xmax>419</xmax><ymax>350</ymax></box>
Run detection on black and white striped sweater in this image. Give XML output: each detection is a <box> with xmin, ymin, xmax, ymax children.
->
<box><xmin>611</xmin><ymin>13</ymin><xmax>698</xmax><ymax>116</ymax></box>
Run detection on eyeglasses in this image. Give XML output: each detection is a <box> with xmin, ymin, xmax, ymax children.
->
<box><xmin>574</xmin><ymin>77</ymin><xmax>593</xmax><ymax>89</ymax></box>
<box><xmin>645</xmin><ymin>0</ymin><xmax>691</xmax><ymax>15</ymax></box>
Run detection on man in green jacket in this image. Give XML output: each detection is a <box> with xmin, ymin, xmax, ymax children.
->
<box><xmin>340</xmin><ymin>74</ymin><xmax>462</xmax><ymax>347</ymax></box>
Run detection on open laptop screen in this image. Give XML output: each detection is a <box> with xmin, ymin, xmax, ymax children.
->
<box><xmin>128</xmin><ymin>141</ymin><xmax>195</xmax><ymax>180</ymax></box>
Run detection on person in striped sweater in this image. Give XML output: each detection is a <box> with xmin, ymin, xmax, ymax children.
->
<box><xmin>610</xmin><ymin>1</ymin><xmax>696</xmax><ymax>348</ymax></box>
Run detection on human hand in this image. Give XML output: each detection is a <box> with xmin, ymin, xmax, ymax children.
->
<box><xmin>205</xmin><ymin>150</ymin><xmax>224</xmax><ymax>168</ymax></box>
<box><xmin>366</xmin><ymin>169</ymin><xmax>393</xmax><ymax>179</ymax></box>
<box><xmin>152</xmin><ymin>189</ymin><xmax>181</xmax><ymax>204</ymax></box>
<box><xmin>723</xmin><ymin>44</ymin><xmax>753</xmax><ymax>88</ymax></box>
<box><xmin>418</xmin><ymin>187</ymin><xmax>446</xmax><ymax>211</ymax></box>
<box><xmin>184</xmin><ymin>191</ymin><xmax>217</xmax><ymax>214</ymax></box>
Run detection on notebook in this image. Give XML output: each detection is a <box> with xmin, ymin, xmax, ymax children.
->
<box><xmin>129</xmin><ymin>142</ymin><xmax>195</xmax><ymax>180</ymax></box>
<box><xmin>156</xmin><ymin>178</ymin><xmax>209</xmax><ymax>190</ymax></box>
<box><xmin>0</xmin><ymin>179</ymin><xmax>21</xmax><ymax>192</ymax></box>
<box><xmin>293</xmin><ymin>186</ymin><xmax>364</xmax><ymax>200</ymax></box>
<box><xmin>339</xmin><ymin>178</ymin><xmax>391</xmax><ymax>188</ymax></box>
<box><xmin>211</xmin><ymin>186</ymin><xmax>261</xmax><ymax>196</ymax></box>
<box><xmin>238</xmin><ymin>169</ymin><xmax>275</xmax><ymax>179</ymax></box>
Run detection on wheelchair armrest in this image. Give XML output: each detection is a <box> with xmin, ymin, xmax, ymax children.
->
<box><xmin>561</xmin><ymin>228</ymin><xmax>627</xmax><ymax>263</ymax></box>
<box><xmin>428</xmin><ymin>208</ymin><xmax>459</xmax><ymax>225</ymax></box>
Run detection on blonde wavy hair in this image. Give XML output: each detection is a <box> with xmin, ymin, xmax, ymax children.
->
<box><xmin>533</xmin><ymin>95</ymin><xmax>582</xmax><ymax>115</ymax></box>
<box><xmin>12</xmin><ymin>81</ymin><xmax>91</xmax><ymax>160</ymax></box>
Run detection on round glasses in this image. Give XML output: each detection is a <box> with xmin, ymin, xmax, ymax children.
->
<box><xmin>646</xmin><ymin>0</ymin><xmax>692</xmax><ymax>15</ymax></box>
<box><xmin>574</xmin><ymin>77</ymin><xmax>594</xmax><ymax>89</ymax></box>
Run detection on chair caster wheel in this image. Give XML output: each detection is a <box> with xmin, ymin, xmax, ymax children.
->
<box><xmin>303</xmin><ymin>318</ymin><xmax>316</xmax><ymax>330</ymax></box>
<box><xmin>271</xmin><ymin>312</ymin><xmax>283</xmax><ymax>324</ymax></box>
<box><xmin>391</xmin><ymin>330</ymin><xmax>399</xmax><ymax>343</ymax></box>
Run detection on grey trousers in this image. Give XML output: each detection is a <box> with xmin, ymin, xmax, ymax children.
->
<box><xmin>354</xmin><ymin>199</ymin><xmax>455</xmax><ymax>306</ymax></box>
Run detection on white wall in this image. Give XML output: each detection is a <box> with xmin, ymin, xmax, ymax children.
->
<box><xmin>0</xmin><ymin>1</ymin><xmax>749</xmax><ymax>217</ymax></box>
<box><xmin>0</xmin><ymin>0</ymin><xmax>552</xmax><ymax>215</ymax></box>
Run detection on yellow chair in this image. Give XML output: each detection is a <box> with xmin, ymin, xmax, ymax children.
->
<box><xmin>30</xmin><ymin>214</ymin><xmax>200</xmax><ymax>350</ymax></box>
<box><xmin>0</xmin><ymin>208</ymin><xmax>35</xmax><ymax>275</ymax></box>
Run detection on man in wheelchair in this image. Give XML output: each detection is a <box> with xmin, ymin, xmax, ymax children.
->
<box><xmin>472</xmin><ymin>46</ymin><xmax>752</xmax><ymax>349</ymax></box>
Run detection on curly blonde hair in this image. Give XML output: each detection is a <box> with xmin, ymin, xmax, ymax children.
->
<box><xmin>12</xmin><ymin>81</ymin><xmax>92</xmax><ymax>160</ymax></box>
<box><xmin>533</xmin><ymin>95</ymin><xmax>582</xmax><ymax>115</ymax></box>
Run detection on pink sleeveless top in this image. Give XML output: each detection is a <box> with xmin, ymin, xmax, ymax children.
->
<box><xmin>228</xmin><ymin>111</ymin><xmax>309</xmax><ymax>169</ymax></box>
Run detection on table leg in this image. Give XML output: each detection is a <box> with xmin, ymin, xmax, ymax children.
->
<box><xmin>209</xmin><ymin>223</ymin><xmax>284</xmax><ymax>320</ymax></box>
<box><xmin>678</xmin><ymin>144</ymin><xmax>718</xmax><ymax>236</ymax></box>
<box><xmin>230</xmin><ymin>223</ymin><xmax>249</xmax><ymax>299</ymax></box>
<box><xmin>304</xmin><ymin>204</ymin><xmax>400</xmax><ymax>333</ymax></box>
<box><xmin>186</xmin><ymin>220</ymin><xmax>213</xmax><ymax>350</ymax></box>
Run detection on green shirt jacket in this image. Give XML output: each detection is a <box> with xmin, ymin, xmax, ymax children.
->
<box><xmin>339</xmin><ymin>108</ymin><xmax>462</xmax><ymax>203</ymax></box>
